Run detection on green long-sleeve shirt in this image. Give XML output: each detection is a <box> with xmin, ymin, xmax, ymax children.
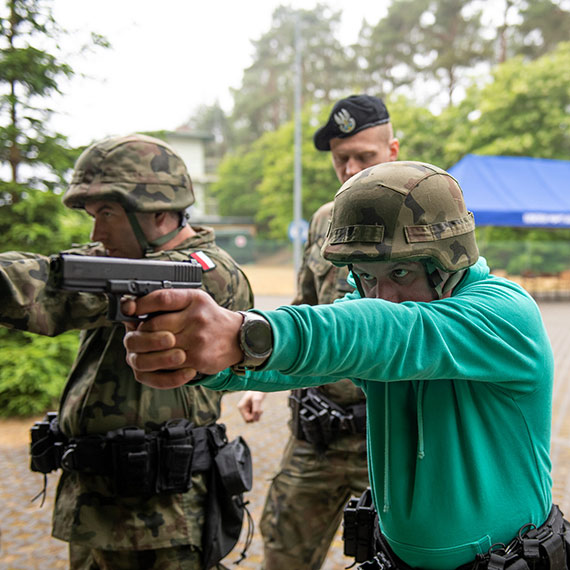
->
<box><xmin>198</xmin><ymin>258</ymin><xmax>553</xmax><ymax>569</ymax></box>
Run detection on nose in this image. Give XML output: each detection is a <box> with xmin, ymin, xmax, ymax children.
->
<box><xmin>90</xmin><ymin>219</ymin><xmax>104</xmax><ymax>243</ymax></box>
<box><xmin>344</xmin><ymin>157</ymin><xmax>361</xmax><ymax>181</ymax></box>
<box><xmin>372</xmin><ymin>280</ymin><xmax>400</xmax><ymax>303</ymax></box>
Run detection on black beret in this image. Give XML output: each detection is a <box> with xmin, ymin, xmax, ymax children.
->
<box><xmin>313</xmin><ymin>95</ymin><xmax>390</xmax><ymax>151</ymax></box>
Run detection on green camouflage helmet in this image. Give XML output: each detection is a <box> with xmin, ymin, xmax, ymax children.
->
<box><xmin>63</xmin><ymin>133</ymin><xmax>194</xmax><ymax>212</ymax></box>
<box><xmin>321</xmin><ymin>161</ymin><xmax>479</xmax><ymax>271</ymax></box>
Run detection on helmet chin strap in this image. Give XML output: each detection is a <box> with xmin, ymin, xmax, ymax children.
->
<box><xmin>423</xmin><ymin>260</ymin><xmax>466</xmax><ymax>299</ymax></box>
<box><xmin>126</xmin><ymin>211</ymin><xmax>188</xmax><ymax>256</ymax></box>
<box><xmin>347</xmin><ymin>264</ymin><xmax>366</xmax><ymax>298</ymax></box>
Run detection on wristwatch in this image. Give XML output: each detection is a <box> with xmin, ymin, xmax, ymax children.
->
<box><xmin>231</xmin><ymin>311</ymin><xmax>273</xmax><ymax>375</ymax></box>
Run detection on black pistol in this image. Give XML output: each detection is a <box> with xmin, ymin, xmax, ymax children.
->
<box><xmin>50</xmin><ymin>253</ymin><xmax>202</xmax><ymax>322</ymax></box>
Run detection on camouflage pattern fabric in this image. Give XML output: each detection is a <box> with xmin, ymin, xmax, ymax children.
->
<box><xmin>260</xmin><ymin>202</ymin><xmax>368</xmax><ymax>570</ymax></box>
<box><xmin>69</xmin><ymin>541</ymin><xmax>203</xmax><ymax>569</ymax></box>
<box><xmin>0</xmin><ymin>226</ymin><xmax>253</xmax><ymax>554</ymax></box>
<box><xmin>63</xmin><ymin>134</ymin><xmax>195</xmax><ymax>213</ymax></box>
<box><xmin>260</xmin><ymin>434</ymin><xmax>368</xmax><ymax>570</ymax></box>
<box><xmin>322</xmin><ymin>161</ymin><xmax>479</xmax><ymax>271</ymax></box>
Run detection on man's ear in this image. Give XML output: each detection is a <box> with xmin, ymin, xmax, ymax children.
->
<box><xmin>389</xmin><ymin>138</ymin><xmax>400</xmax><ymax>161</ymax></box>
<box><xmin>153</xmin><ymin>211</ymin><xmax>169</xmax><ymax>228</ymax></box>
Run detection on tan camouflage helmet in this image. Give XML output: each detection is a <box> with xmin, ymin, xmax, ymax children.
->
<box><xmin>321</xmin><ymin>161</ymin><xmax>479</xmax><ymax>272</ymax></box>
<box><xmin>63</xmin><ymin>133</ymin><xmax>194</xmax><ymax>212</ymax></box>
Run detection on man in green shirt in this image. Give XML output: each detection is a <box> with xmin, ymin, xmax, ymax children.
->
<box><xmin>123</xmin><ymin>161</ymin><xmax>568</xmax><ymax>570</ymax></box>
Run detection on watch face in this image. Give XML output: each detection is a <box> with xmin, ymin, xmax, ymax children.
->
<box><xmin>244</xmin><ymin>319</ymin><xmax>272</xmax><ymax>357</ymax></box>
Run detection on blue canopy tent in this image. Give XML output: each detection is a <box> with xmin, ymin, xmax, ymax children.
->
<box><xmin>448</xmin><ymin>155</ymin><xmax>570</xmax><ymax>228</ymax></box>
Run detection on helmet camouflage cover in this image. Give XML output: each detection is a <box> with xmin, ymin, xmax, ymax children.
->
<box><xmin>321</xmin><ymin>161</ymin><xmax>479</xmax><ymax>272</ymax></box>
<box><xmin>63</xmin><ymin>133</ymin><xmax>194</xmax><ymax>212</ymax></box>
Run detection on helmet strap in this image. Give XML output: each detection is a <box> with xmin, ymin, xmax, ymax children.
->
<box><xmin>125</xmin><ymin>211</ymin><xmax>188</xmax><ymax>256</ymax></box>
<box><xmin>424</xmin><ymin>261</ymin><xmax>466</xmax><ymax>299</ymax></box>
<box><xmin>348</xmin><ymin>264</ymin><xmax>366</xmax><ymax>298</ymax></box>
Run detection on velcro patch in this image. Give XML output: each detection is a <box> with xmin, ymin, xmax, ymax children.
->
<box><xmin>405</xmin><ymin>213</ymin><xmax>475</xmax><ymax>243</ymax></box>
<box><xmin>328</xmin><ymin>225</ymin><xmax>385</xmax><ymax>245</ymax></box>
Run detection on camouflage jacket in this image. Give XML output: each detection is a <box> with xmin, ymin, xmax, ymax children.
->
<box><xmin>292</xmin><ymin>202</ymin><xmax>365</xmax><ymax>410</ymax></box>
<box><xmin>0</xmin><ymin>226</ymin><xmax>253</xmax><ymax>550</ymax></box>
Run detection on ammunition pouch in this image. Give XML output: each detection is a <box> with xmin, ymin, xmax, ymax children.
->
<box><xmin>30</xmin><ymin>411</ymin><xmax>65</xmax><ymax>474</ymax></box>
<box><xmin>30</xmin><ymin>413</ymin><xmax>254</xmax><ymax>568</ymax></box>
<box><xmin>343</xmin><ymin>489</ymin><xmax>570</xmax><ymax>570</ymax></box>
<box><xmin>343</xmin><ymin>487</ymin><xmax>377</xmax><ymax>563</ymax></box>
<box><xmin>289</xmin><ymin>388</ymin><xmax>366</xmax><ymax>448</ymax></box>
<box><xmin>29</xmin><ymin>414</ymin><xmax>251</xmax><ymax>497</ymax></box>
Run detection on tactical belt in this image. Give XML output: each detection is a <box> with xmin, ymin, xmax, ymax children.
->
<box><xmin>29</xmin><ymin>412</ymin><xmax>249</xmax><ymax>497</ymax></box>
<box><xmin>289</xmin><ymin>387</ymin><xmax>366</xmax><ymax>448</ymax></box>
<box><xmin>343</xmin><ymin>488</ymin><xmax>570</xmax><ymax>570</ymax></box>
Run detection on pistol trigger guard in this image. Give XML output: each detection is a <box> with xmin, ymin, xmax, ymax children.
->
<box><xmin>107</xmin><ymin>295</ymin><xmax>145</xmax><ymax>323</ymax></box>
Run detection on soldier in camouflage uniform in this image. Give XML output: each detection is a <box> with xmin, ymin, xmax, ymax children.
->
<box><xmin>0</xmin><ymin>134</ymin><xmax>253</xmax><ymax>569</ymax></box>
<box><xmin>237</xmin><ymin>95</ymin><xmax>400</xmax><ymax>569</ymax></box>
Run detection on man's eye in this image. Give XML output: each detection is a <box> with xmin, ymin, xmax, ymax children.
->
<box><xmin>360</xmin><ymin>273</ymin><xmax>375</xmax><ymax>282</ymax></box>
<box><xmin>392</xmin><ymin>269</ymin><xmax>409</xmax><ymax>279</ymax></box>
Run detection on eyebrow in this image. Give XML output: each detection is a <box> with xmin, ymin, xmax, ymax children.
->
<box><xmin>354</xmin><ymin>261</ymin><xmax>417</xmax><ymax>269</ymax></box>
<box><xmin>94</xmin><ymin>204</ymin><xmax>115</xmax><ymax>214</ymax></box>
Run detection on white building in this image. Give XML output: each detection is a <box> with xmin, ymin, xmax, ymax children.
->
<box><xmin>165</xmin><ymin>128</ymin><xmax>215</xmax><ymax>218</ymax></box>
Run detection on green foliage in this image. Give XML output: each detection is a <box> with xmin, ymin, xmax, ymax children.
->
<box><xmin>355</xmin><ymin>0</ymin><xmax>430</xmax><ymax>96</ymax></box>
<box><xmin>0</xmin><ymin>328</ymin><xmax>79</xmax><ymax>417</ymax></box>
<box><xmin>230</xmin><ymin>4</ymin><xmax>356</xmax><ymax>146</ymax></box>
<box><xmin>356</xmin><ymin>0</ymin><xmax>494</xmax><ymax>105</ymax></box>
<box><xmin>477</xmin><ymin>227</ymin><xmax>570</xmax><ymax>274</ymax></box>
<box><xmin>388</xmin><ymin>95</ymin><xmax>450</xmax><ymax>165</ymax></box>
<box><xmin>0</xmin><ymin>0</ymin><xmax>101</xmax><ymax>255</ymax></box>
<box><xmin>213</xmin><ymin>105</ymin><xmax>337</xmax><ymax>238</ymax></box>
<box><xmin>506</xmin><ymin>0</ymin><xmax>570</xmax><ymax>60</ymax></box>
<box><xmin>0</xmin><ymin>180</ymin><xmax>92</xmax><ymax>253</ymax></box>
<box><xmin>443</xmin><ymin>42</ymin><xmax>570</xmax><ymax>163</ymax></box>
<box><xmin>210</xmin><ymin>143</ymin><xmax>265</xmax><ymax>218</ymax></box>
<box><xmin>0</xmin><ymin>1</ymin><xmax>107</xmax><ymax>417</ymax></box>
<box><xmin>213</xmin><ymin>38</ymin><xmax>569</xmax><ymax>241</ymax></box>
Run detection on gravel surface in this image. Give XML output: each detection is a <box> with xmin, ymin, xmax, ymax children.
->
<box><xmin>1</xmin><ymin>297</ymin><xmax>569</xmax><ymax>569</ymax></box>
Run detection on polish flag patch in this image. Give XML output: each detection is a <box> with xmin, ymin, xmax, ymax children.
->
<box><xmin>190</xmin><ymin>251</ymin><xmax>216</xmax><ymax>271</ymax></box>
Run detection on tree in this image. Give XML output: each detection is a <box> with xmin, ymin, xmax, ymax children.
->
<box><xmin>356</xmin><ymin>0</ymin><xmax>494</xmax><ymax>107</ymax></box>
<box><xmin>443</xmin><ymin>41</ymin><xmax>570</xmax><ymax>163</ymax></box>
<box><xmin>416</xmin><ymin>0</ymin><xmax>495</xmax><ymax>105</ymax></box>
<box><xmin>212</xmin><ymin>103</ymin><xmax>337</xmax><ymax>238</ymax></box>
<box><xmin>230</xmin><ymin>4</ymin><xmax>356</xmax><ymax>146</ymax></box>
<box><xmin>515</xmin><ymin>0</ymin><xmax>570</xmax><ymax>58</ymax></box>
<box><xmin>354</xmin><ymin>0</ymin><xmax>430</xmax><ymax>96</ymax></box>
<box><xmin>0</xmin><ymin>0</ymin><xmax>108</xmax><ymax>417</ymax></box>
<box><xmin>180</xmin><ymin>101</ymin><xmax>235</xmax><ymax>164</ymax></box>
<box><xmin>0</xmin><ymin>0</ymin><xmax>107</xmax><ymax>253</ymax></box>
<box><xmin>498</xmin><ymin>0</ymin><xmax>570</xmax><ymax>62</ymax></box>
<box><xmin>387</xmin><ymin>94</ymin><xmax>450</xmax><ymax>165</ymax></box>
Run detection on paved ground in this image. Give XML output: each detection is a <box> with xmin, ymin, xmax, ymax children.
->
<box><xmin>1</xmin><ymin>297</ymin><xmax>569</xmax><ymax>569</ymax></box>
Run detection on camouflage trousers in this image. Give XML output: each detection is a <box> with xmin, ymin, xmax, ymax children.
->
<box><xmin>260</xmin><ymin>434</ymin><xmax>369</xmax><ymax>570</ymax></box>
<box><xmin>69</xmin><ymin>542</ymin><xmax>207</xmax><ymax>570</ymax></box>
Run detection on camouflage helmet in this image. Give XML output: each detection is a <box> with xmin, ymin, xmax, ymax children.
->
<box><xmin>321</xmin><ymin>161</ymin><xmax>479</xmax><ymax>272</ymax></box>
<box><xmin>63</xmin><ymin>133</ymin><xmax>194</xmax><ymax>212</ymax></box>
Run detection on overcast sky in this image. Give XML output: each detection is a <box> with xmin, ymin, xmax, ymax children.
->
<box><xmin>47</xmin><ymin>0</ymin><xmax>390</xmax><ymax>146</ymax></box>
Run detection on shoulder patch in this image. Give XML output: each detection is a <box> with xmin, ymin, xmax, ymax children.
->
<box><xmin>190</xmin><ymin>251</ymin><xmax>217</xmax><ymax>272</ymax></box>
